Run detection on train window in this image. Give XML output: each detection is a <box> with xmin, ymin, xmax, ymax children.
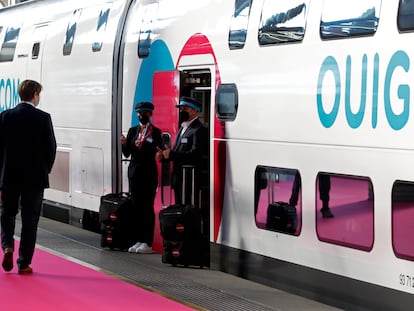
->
<box><xmin>258</xmin><ymin>0</ymin><xmax>310</xmax><ymax>45</ymax></box>
<box><xmin>316</xmin><ymin>173</ymin><xmax>374</xmax><ymax>251</ymax></box>
<box><xmin>392</xmin><ymin>180</ymin><xmax>414</xmax><ymax>261</ymax></box>
<box><xmin>398</xmin><ymin>0</ymin><xmax>414</xmax><ymax>31</ymax></box>
<box><xmin>229</xmin><ymin>0</ymin><xmax>252</xmax><ymax>49</ymax></box>
<box><xmin>255</xmin><ymin>166</ymin><xmax>301</xmax><ymax>236</ymax></box>
<box><xmin>0</xmin><ymin>26</ymin><xmax>3</xmax><ymax>50</ymax></box>
<box><xmin>63</xmin><ymin>9</ymin><xmax>82</xmax><ymax>56</ymax></box>
<box><xmin>320</xmin><ymin>0</ymin><xmax>382</xmax><ymax>39</ymax></box>
<box><xmin>0</xmin><ymin>26</ymin><xmax>20</xmax><ymax>62</ymax></box>
<box><xmin>92</xmin><ymin>6</ymin><xmax>110</xmax><ymax>52</ymax></box>
<box><xmin>138</xmin><ymin>3</ymin><xmax>158</xmax><ymax>58</ymax></box>
<box><xmin>32</xmin><ymin>42</ymin><xmax>40</xmax><ymax>59</ymax></box>
<box><xmin>215</xmin><ymin>83</ymin><xmax>238</xmax><ymax>121</ymax></box>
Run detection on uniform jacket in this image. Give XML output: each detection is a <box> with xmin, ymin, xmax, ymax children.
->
<box><xmin>170</xmin><ymin>118</ymin><xmax>208</xmax><ymax>190</ymax></box>
<box><xmin>122</xmin><ymin>123</ymin><xmax>162</xmax><ymax>187</ymax></box>
<box><xmin>0</xmin><ymin>103</ymin><xmax>57</xmax><ymax>190</ymax></box>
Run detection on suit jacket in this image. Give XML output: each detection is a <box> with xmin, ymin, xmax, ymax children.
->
<box><xmin>170</xmin><ymin>118</ymin><xmax>208</xmax><ymax>190</ymax></box>
<box><xmin>0</xmin><ymin>102</ymin><xmax>57</xmax><ymax>190</ymax></box>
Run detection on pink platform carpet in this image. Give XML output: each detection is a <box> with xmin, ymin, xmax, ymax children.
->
<box><xmin>0</xmin><ymin>242</ymin><xmax>195</xmax><ymax>311</ymax></box>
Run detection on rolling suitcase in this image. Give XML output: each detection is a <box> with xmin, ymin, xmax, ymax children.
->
<box><xmin>99</xmin><ymin>192</ymin><xmax>135</xmax><ymax>250</ymax></box>
<box><xmin>265</xmin><ymin>173</ymin><xmax>298</xmax><ymax>234</ymax></box>
<box><xmin>159</xmin><ymin>165</ymin><xmax>205</xmax><ymax>267</ymax></box>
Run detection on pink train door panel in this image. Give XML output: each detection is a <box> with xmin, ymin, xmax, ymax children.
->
<box><xmin>151</xmin><ymin>70</ymin><xmax>179</xmax><ymax>252</ymax></box>
<box><xmin>152</xmin><ymin>70</ymin><xmax>180</xmax><ymax>144</ymax></box>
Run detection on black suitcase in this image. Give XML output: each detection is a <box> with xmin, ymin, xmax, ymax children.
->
<box><xmin>159</xmin><ymin>203</ymin><xmax>203</xmax><ymax>241</ymax></box>
<box><xmin>265</xmin><ymin>173</ymin><xmax>298</xmax><ymax>234</ymax></box>
<box><xmin>99</xmin><ymin>192</ymin><xmax>134</xmax><ymax>250</ymax></box>
<box><xmin>266</xmin><ymin>201</ymin><xmax>297</xmax><ymax>234</ymax></box>
<box><xmin>159</xmin><ymin>165</ymin><xmax>206</xmax><ymax>267</ymax></box>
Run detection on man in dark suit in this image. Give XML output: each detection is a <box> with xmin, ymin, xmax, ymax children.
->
<box><xmin>157</xmin><ymin>96</ymin><xmax>208</xmax><ymax>206</ymax></box>
<box><xmin>0</xmin><ymin>79</ymin><xmax>56</xmax><ymax>274</ymax></box>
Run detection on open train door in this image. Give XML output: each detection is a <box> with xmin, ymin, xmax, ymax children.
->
<box><xmin>152</xmin><ymin>69</ymin><xmax>211</xmax><ymax>262</ymax></box>
<box><xmin>153</xmin><ymin>69</ymin><xmax>211</xmax><ymax>207</ymax></box>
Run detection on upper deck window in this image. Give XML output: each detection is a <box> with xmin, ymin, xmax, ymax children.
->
<box><xmin>93</xmin><ymin>6</ymin><xmax>111</xmax><ymax>52</ymax></box>
<box><xmin>0</xmin><ymin>26</ymin><xmax>20</xmax><ymax>62</ymax></box>
<box><xmin>258</xmin><ymin>0</ymin><xmax>310</xmax><ymax>45</ymax></box>
<box><xmin>398</xmin><ymin>0</ymin><xmax>414</xmax><ymax>31</ymax></box>
<box><xmin>138</xmin><ymin>3</ymin><xmax>158</xmax><ymax>58</ymax></box>
<box><xmin>320</xmin><ymin>0</ymin><xmax>382</xmax><ymax>39</ymax></box>
<box><xmin>229</xmin><ymin>0</ymin><xmax>253</xmax><ymax>49</ymax></box>
<box><xmin>63</xmin><ymin>9</ymin><xmax>82</xmax><ymax>56</ymax></box>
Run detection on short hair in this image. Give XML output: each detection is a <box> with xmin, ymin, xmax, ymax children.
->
<box><xmin>18</xmin><ymin>80</ymin><xmax>43</xmax><ymax>102</ymax></box>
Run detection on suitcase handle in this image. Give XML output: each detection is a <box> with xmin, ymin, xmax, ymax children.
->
<box><xmin>267</xmin><ymin>171</ymin><xmax>279</xmax><ymax>203</ymax></box>
<box><xmin>182</xmin><ymin>165</ymin><xmax>195</xmax><ymax>205</ymax></box>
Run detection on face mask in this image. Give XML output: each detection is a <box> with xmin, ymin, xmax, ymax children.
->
<box><xmin>179</xmin><ymin>110</ymin><xmax>190</xmax><ymax>123</ymax></box>
<box><xmin>139</xmin><ymin>114</ymin><xmax>150</xmax><ymax>125</ymax></box>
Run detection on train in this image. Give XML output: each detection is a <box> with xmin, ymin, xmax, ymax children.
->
<box><xmin>1</xmin><ymin>0</ymin><xmax>414</xmax><ymax>309</ymax></box>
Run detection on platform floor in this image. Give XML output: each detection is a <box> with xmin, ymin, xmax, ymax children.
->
<box><xmin>9</xmin><ymin>216</ymin><xmax>343</xmax><ymax>311</ymax></box>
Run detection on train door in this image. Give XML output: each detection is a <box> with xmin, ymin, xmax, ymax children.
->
<box><xmin>27</xmin><ymin>24</ymin><xmax>48</xmax><ymax>81</ymax></box>
<box><xmin>153</xmin><ymin>67</ymin><xmax>212</xmax><ymax>237</ymax></box>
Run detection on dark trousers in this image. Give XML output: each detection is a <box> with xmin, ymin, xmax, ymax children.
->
<box><xmin>1</xmin><ymin>188</ymin><xmax>44</xmax><ymax>268</ymax></box>
<box><xmin>289</xmin><ymin>173</ymin><xmax>331</xmax><ymax>208</ymax></box>
<box><xmin>130</xmin><ymin>179</ymin><xmax>156</xmax><ymax>246</ymax></box>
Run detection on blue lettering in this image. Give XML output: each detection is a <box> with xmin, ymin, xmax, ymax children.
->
<box><xmin>317</xmin><ymin>51</ymin><xmax>411</xmax><ymax>131</ymax></box>
<box><xmin>345</xmin><ymin>55</ymin><xmax>367</xmax><ymax>129</ymax></box>
<box><xmin>384</xmin><ymin>50</ymin><xmax>410</xmax><ymax>131</ymax></box>
<box><xmin>0</xmin><ymin>78</ymin><xmax>20</xmax><ymax>112</ymax></box>
<box><xmin>0</xmin><ymin>79</ymin><xmax>4</xmax><ymax>111</ymax></box>
<box><xmin>372</xmin><ymin>54</ymin><xmax>379</xmax><ymax>128</ymax></box>
<box><xmin>317</xmin><ymin>56</ymin><xmax>341</xmax><ymax>128</ymax></box>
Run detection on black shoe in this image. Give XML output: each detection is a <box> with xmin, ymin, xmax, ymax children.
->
<box><xmin>2</xmin><ymin>248</ymin><xmax>13</xmax><ymax>272</ymax></box>
<box><xmin>321</xmin><ymin>208</ymin><xmax>334</xmax><ymax>218</ymax></box>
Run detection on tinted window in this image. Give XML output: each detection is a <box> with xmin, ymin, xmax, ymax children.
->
<box><xmin>316</xmin><ymin>173</ymin><xmax>374</xmax><ymax>251</ymax></box>
<box><xmin>93</xmin><ymin>6</ymin><xmax>110</xmax><ymax>52</ymax></box>
<box><xmin>63</xmin><ymin>9</ymin><xmax>82</xmax><ymax>56</ymax></box>
<box><xmin>32</xmin><ymin>42</ymin><xmax>40</xmax><ymax>59</ymax></box>
<box><xmin>138</xmin><ymin>3</ymin><xmax>158</xmax><ymax>58</ymax></box>
<box><xmin>392</xmin><ymin>180</ymin><xmax>414</xmax><ymax>261</ymax></box>
<box><xmin>255</xmin><ymin>166</ymin><xmax>301</xmax><ymax>236</ymax></box>
<box><xmin>320</xmin><ymin>0</ymin><xmax>382</xmax><ymax>39</ymax></box>
<box><xmin>258</xmin><ymin>0</ymin><xmax>310</xmax><ymax>45</ymax></box>
<box><xmin>398</xmin><ymin>0</ymin><xmax>414</xmax><ymax>31</ymax></box>
<box><xmin>229</xmin><ymin>0</ymin><xmax>252</xmax><ymax>49</ymax></box>
<box><xmin>0</xmin><ymin>26</ymin><xmax>20</xmax><ymax>62</ymax></box>
<box><xmin>215</xmin><ymin>83</ymin><xmax>238</xmax><ymax>121</ymax></box>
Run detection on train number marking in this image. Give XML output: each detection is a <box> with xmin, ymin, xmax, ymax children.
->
<box><xmin>399</xmin><ymin>274</ymin><xmax>414</xmax><ymax>288</ymax></box>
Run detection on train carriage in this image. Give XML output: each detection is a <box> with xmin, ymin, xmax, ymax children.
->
<box><xmin>1</xmin><ymin>0</ymin><xmax>414</xmax><ymax>309</ymax></box>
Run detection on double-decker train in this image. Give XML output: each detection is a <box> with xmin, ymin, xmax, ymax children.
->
<box><xmin>1</xmin><ymin>0</ymin><xmax>414</xmax><ymax>309</ymax></box>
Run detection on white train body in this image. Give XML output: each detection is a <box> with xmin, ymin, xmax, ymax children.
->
<box><xmin>1</xmin><ymin>0</ymin><xmax>414</xmax><ymax>309</ymax></box>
